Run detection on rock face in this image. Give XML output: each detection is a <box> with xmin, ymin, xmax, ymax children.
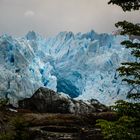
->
<box><xmin>18</xmin><ymin>87</ymin><xmax>107</xmax><ymax>114</ymax></box>
<box><xmin>0</xmin><ymin>110</ymin><xmax>117</xmax><ymax>140</ymax></box>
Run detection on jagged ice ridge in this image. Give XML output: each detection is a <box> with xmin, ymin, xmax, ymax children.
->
<box><xmin>0</xmin><ymin>30</ymin><xmax>134</xmax><ymax>105</ymax></box>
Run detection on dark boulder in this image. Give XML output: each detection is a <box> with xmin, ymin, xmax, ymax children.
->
<box><xmin>18</xmin><ymin>87</ymin><xmax>108</xmax><ymax>114</ymax></box>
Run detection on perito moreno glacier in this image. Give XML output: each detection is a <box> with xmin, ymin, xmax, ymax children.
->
<box><xmin>0</xmin><ymin>30</ymin><xmax>133</xmax><ymax>105</ymax></box>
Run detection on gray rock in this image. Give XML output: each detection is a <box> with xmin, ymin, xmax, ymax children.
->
<box><xmin>18</xmin><ymin>87</ymin><xmax>108</xmax><ymax>114</ymax></box>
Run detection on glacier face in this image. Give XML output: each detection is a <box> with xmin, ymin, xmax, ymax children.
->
<box><xmin>0</xmin><ymin>30</ymin><xmax>131</xmax><ymax>105</ymax></box>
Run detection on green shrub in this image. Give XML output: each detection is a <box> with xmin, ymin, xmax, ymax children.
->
<box><xmin>97</xmin><ymin>115</ymin><xmax>140</xmax><ymax>140</ymax></box>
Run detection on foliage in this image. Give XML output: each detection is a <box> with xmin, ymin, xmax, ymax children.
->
<box><xmin>116</xmin><ymin>21</ymin><xmax>140</xmax><ymax>100</ymax></box>
<box><xmin>112</xmin><ymin>100</ymin><xmax>140</xmax><ymax>117</ymax></box>
<box><xmin>108</xmin><ymin>0</ymin><xmax>140</xmax><ymax>11</ymax></box>
<box><xmin>97</xmin><ymin>0</ymin><xmax>140</xmax><ymax>140</ymax></box>
<box><xmin>97</xmin><ymin>100</ymin><xmax>140</xmax><ymax>139</ymax></box>
<box><xmin>97</xmin><ymin>116</ymin><xmax>140</xmax><ymax>140</ymax></box>
<box><xmin>115</xmin><ymin>21</ymin><xmax>140</xmax><ymax>36</ymax></box>
<box><xmin>108</xmin><ymin>2</ymin><xmax>140</xmax><ymax>100</ymax></box>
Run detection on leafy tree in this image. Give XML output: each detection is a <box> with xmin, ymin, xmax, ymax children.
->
<box><xmin>97</xmin><ymin>0</ymin><xmax>140</xmax><ymax>139</ymax></box>
<box><xmin>108</xmin><ymin>0</ymin><xmax>140</xmax><ymax>11</ymax></box>
<box><xmin>116</xmin><ymin>21</ymin><xmax>140</xmax><ymax>100</ymax></box>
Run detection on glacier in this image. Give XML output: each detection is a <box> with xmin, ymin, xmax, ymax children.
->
<box><xmin>0</xmin><ymin>30</ymin><xmax>132</xmax><ymax>105</ymax></box>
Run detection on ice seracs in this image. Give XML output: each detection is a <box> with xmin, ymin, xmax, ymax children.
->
<box><xmin>0</xmin><ymin>30</ymin><xmax>131</xmax><ymax>105</ymax></box>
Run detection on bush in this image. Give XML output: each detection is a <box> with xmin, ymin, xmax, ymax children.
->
<box><xmin>97</xmin><ymin>116</ymin><xmax>140</xmax><ymax>140</ymax></box>
<box><xmin>97</xmin><ymin>101</ymin><xmax>140</xmax><ymax>140</ymax></box>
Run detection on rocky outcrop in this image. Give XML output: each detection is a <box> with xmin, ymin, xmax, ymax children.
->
<box><xmin>22</xmin><ymin>112</ymin><xmax>117</xmax><ymax>140</ymax></box>
<box><xmin>23</xmin><ymin>113</ymin><xmax>106</xmax><ymax>140</ymax></box>
<box><xmin>1</xmin><ymin>111</ymin><xmax>117</xmax><ymax>140</ymax></box>
<box><xmin>18</xmin><ymin>87</ymin><xmax>108</xmax><ymax>114</ymax></box>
